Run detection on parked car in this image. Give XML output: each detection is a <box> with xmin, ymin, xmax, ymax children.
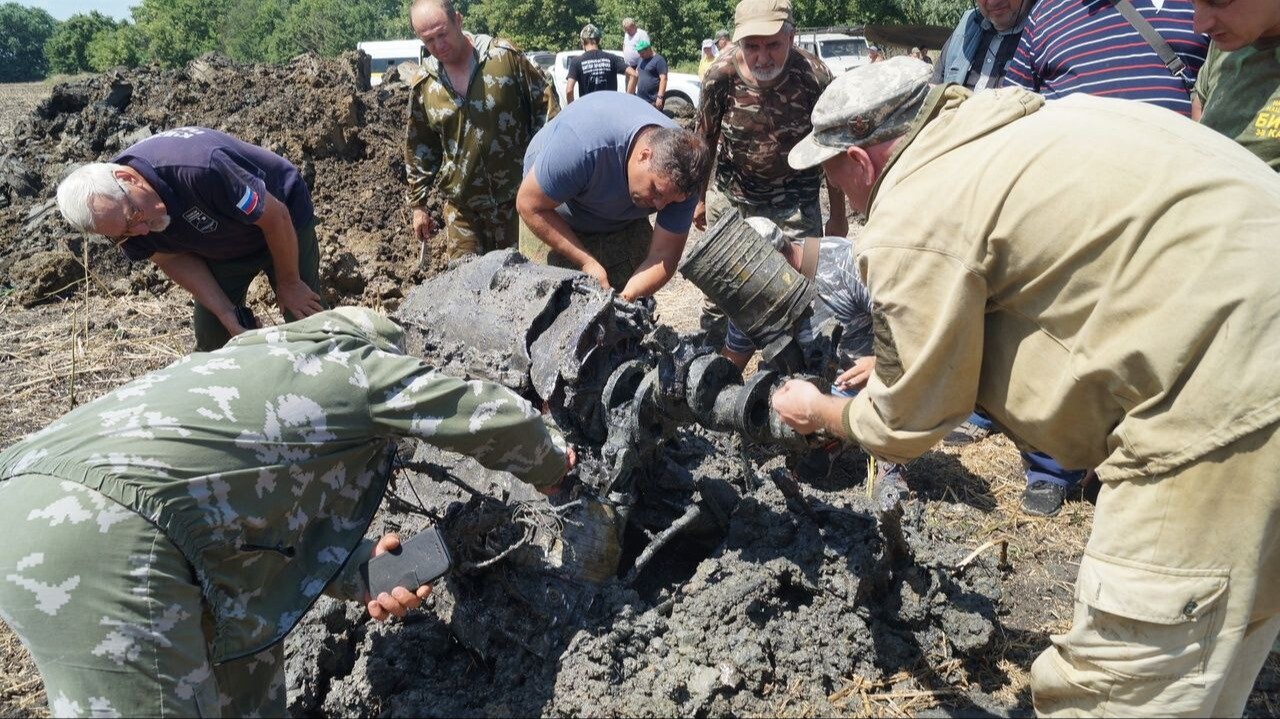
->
<box><xmin>551</xmin><ymin>50</ymin><xmax>701</xmax><ymax>118</ymax></box>
<box><xmin>357</xmin><ymin>39</ymin><xmax>427</xmax><ymax>86</ymax></box>
<box><xmin>793</xmin><ymin>32</ymin><xmax>870</xmax><ymax>74</ymax></box>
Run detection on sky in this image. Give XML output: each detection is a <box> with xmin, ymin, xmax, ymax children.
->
<box><xmin>13</xmin><ymin>0</ymin><xmax>137</xmax><ymax>21</ymax></box>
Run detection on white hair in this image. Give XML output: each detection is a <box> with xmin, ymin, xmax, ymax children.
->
<box><xmin>57</xmin><ymin>162</ymin><xmax>127</xmax><ymax>233</ymax></box>
<box><xmin>622</xmin><ymin>17</ymin><xmax>635</xmax><ymax>27</ymax></box>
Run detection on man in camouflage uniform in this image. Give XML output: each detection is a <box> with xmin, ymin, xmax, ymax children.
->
<box><xmin>0</xmin><ymin>307</ymin><xmax>569</xmax><ymax>717</ymax></box>
<box><xmin>406</xmin><ymin>0</ymin><xmax>558</xmax><ymax>260</ymax></box>
<box><xmin>695</xmin><ymin>0</ymin><xmax>848</xmax><ymax>344</ymax></box>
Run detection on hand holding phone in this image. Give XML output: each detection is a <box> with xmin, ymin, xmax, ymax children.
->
<box><xmin>360</xmin><ymin>528</ymin><xmax>452</xmax><ymax>621</ymax></box>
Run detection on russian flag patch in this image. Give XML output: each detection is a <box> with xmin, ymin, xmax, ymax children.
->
<box><xmin>236</xmin><ymin>186</ymin><xmax>260</xmax><ymax>215</ymax></box>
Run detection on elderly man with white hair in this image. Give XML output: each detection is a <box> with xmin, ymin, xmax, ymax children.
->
<box><xmin>55</xmin><ymin>126</ymin><xmax>323</xmax><ymax>351</ymax></box>
<box><xmin>771</xmin><ymin>57</ymin><xmax>1280</xmax><ymax>717</ymax></box>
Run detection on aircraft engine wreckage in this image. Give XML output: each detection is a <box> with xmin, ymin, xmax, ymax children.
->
<box><xmin>283</xmin><ymin>242</ymin><xmax>1005</xmax><ymax>716</ymax></box>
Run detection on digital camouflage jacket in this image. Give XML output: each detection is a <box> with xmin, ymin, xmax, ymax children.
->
<box><xmin>697</xmin><ymin>46</ymin><xmax>832</xmax><ymax>209</ymax></box>
<box><xmin>0</xmin><ymin>308</ymin><xmax>567</xmax><ymax>663</ymax></box>
<box><xmin>406</xmin><ymin>34</ymin><xmax>559</xmax><ymax>211</ymax></box>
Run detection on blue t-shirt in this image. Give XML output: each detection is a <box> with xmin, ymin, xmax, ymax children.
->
<box><xmin>523</xmin><ymin>93</ymin><xmax>696</xmax><ymax>234</ymax></box>
<box><xmin>635</xmin><ymin>53</ymin><xmax>668</xmax><ymax>102</ymax></box>
<box><xmin>111</xmin><ymin>127</ymin><xmax>313</xmax><ymax>262</ymax></box>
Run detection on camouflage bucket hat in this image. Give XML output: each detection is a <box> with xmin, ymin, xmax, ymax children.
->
<box><xmin>581</xmin><ymin>23</ymin><xmax>601</xmax><ymax>41</ymax></box>
<box><xmin>788</xmin><ymin>56</ymin><xmax>933</xmax><ymax>170</ymax></box>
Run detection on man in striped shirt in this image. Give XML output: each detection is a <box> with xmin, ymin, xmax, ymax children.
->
<box><xmin>1004</xmin><ymin>0</ymin><xmax>1209</xmax><ymax>117</ymax></box>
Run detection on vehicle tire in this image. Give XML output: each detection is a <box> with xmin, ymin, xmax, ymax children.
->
<box><xmin>662</xmin><ymin>93</ymin><xmax>694</xmax><ymax>119</ymax></box>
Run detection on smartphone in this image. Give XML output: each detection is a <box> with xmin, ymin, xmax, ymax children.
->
<box><xmin>359</xmin><ymin>527</ymin><xmax>453</xmax><ymax>599</ymax></box>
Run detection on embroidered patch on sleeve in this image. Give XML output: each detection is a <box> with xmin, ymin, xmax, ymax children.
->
<box><xmin>236</xmin><ymin>186</ymin><xmax>261</xmax><ymax>215</ymax></box>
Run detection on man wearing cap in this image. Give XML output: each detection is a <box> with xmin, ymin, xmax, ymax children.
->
<box><xmin>1191</xmin><ymin>0</ymin><xmax>1280</xmax><ymax>170</ymax></box>
<box><xmin>694</xmin><ymin>0</ymin><xmax>847</xmax><ymax>345</ymax></box>
<box><xmin>566</xmin><ymin>24</ymin><xmax>631</xmax><ymax>103</ymax></box>
<box><xmin>699</xmin><ymin>39</ymin><xmax>716</xmax><ymax>78</ymax></box>
<box><xmin>516</xmin><ymin>92</ymin><xmax>711</xmax><ymax>300</ymax></box>
<box><xmin>55</xmin><ymin>127</ymin><xmax>324</xmax><ymax>352</ymax></box>
<box><xmin>628</xmin><ymin>38</ymin><xmax>669</xmax><ymax>109</ymax></box>
<box><xmin>405</xmin><ymin>0</ymin><xmax>558</xmax><ymax>262</ymax></box>
<box><xmin>621</xmin><ymin>17</ymin><xmax>651</xmax><ymax>68</ymax></box>
<box><xmin>770</xmin><ymin>56</ymin><xmax>1280</xmax><ymax>716</ymax></box>
<box><xmin>867</xmin><ymin>45</ymin><xmax>883</xmax><ymax>62</ymax></box>
<box><xmin>715</xmin><ymin>29</ymin><xmax>732</xmax><ymax>54</ymax></box>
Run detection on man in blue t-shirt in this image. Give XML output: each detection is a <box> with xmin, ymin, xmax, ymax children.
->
<box><xmin>516</xmin><ymin>92</ymin><xmax>710</xmax><ymax>299</ymax></box>
<box><xmin>55</xmin><ymin>127</ymin><xmax>324</xmax><ymax>351</ymax></box>
<box><xmin>629</xmin><ymin>39</ymin><xmax>669</xmax><ymax>110</ymax></box>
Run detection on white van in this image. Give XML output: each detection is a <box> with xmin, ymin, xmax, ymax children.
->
<box><xmin>357</xmin><ymin>39</ymin><xmax>428</xmax><ymax>86</ymax></box>
<box><xmin>793</xmin><ymin>32</ymin><xmax>870</xmax><ymax>74</ymax></box>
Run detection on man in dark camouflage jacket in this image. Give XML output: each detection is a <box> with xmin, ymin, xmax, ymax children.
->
<box><xmin>405</xmin><ymin>0</ymin><xmax>559</xmax><ymax>261</ymax></box>
<box><xmin>695</xmin><ymin>0</ymin><xmax>849</xmax><ymax>343</ymax></box>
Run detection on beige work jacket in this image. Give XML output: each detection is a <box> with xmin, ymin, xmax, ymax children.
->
<box><xmin>846</xmin><ymin>86</ymin><xmax>1280</xmax><ymax>481</ymax></box>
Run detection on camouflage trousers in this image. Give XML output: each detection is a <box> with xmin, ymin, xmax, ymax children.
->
<box><xmin>442</xmin><ymin>200</ymin><xmax>519</xmax><ymax>260</ymax></box>
<box><xmin>699</xmin><ymin>189</ymin><xmax>824</xmax><ymax>347</ymax></box>
<box><xmin>518</xmin><ymin>217</ymin><xmax>653</xmax><ymax>292</ymax></box>
<box><xmin>194</xmin><ymin>220</ymin><xmax>323</xmax><ymax>352</ymax></box>
<box><xmin>0</xmin><ymin>476</ymin><xmax>285</xmax><ymax>718</ymax></box>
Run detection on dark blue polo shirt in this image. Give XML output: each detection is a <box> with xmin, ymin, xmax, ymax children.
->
<box><xmin>111</xmin><ymin>127</ymin><xmax>313</xmax><ymax>262</ymax></box>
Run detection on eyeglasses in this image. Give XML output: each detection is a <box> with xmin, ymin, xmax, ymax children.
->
<box><xmin>105</xmin><ymin>179</ymin><xmax>145</xmax><ymax>245</ymax></box>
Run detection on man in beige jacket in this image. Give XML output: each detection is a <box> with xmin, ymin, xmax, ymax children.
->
<box><xmin>771</xmin><ymin>57</ymin><xmax>1280</xmax><ymax>716</ymax></box>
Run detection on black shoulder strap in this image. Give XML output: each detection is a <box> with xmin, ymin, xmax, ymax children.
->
<box><xmin>1108</xmin><ymin>0</ymin><xmax>1194</xmax><ymax>91</ymax></box>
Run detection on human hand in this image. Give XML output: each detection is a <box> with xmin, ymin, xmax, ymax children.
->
<box><xmin>824</xmin><ymin>213</ymin><xmax>849</xmax><ymax>238</ymax></box>
<box><xmin>654</xmin><ymin>97</ymin><xmax>665</xmax><ymax>111</ymax></box>
<box><xmin>537</xmin><ymin>447</ymin><xmax>577</xmax><ymax>497</ymax></box>
<box><xmin>770</xmin><ymin>379</ymin><xmax>825</xmax><ymax>435</ymax></box>
<box><xmin>412</xmin><ymin>207</ymin><xmax>435</xmax><ymax>244</ymax></box>
<box><xmin>276</xmin><ymin>279</ymin><xmax>324</xmax><ymax>320</ymax></box>
<box><xmin>694</xmin><ymin>201</ymin><xmax>707</xmax><ymax>231</ymax></box>
<box><xmin>834</xmin><ymin>356</ymin><xmax>876</xmax><ymax>392</ymax></box>
<box><xmin>366</xmin><ymin>533</ymin><xmax>433</xmax><ymax>622</ymax></box>
<box><xmin>582</xmin><ymin>260</ymin><xmax>611</xmax><ymax>290</ymax></box>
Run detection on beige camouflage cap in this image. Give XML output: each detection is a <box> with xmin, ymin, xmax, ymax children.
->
<box><xmin>788</xmin><ymin>56</ymin><xmax>934</xmax><ymax>170</ymax></box>
<box><xmin>734</xmin><ymin>0</ymin><xmax>792</xmax><ymax>42</ymax></box>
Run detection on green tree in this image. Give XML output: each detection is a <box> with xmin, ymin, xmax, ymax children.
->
<box><xmin>0</xmin><ymin>3</ymin><xmax>57</xmax><ymax>81</ymax></box>
<box><xmin>86</xmin><ymin>22</ymin><xmax>147</xmax><ymax>71</ymax></box>
<box><xmin>45</xmin><ymin>11</ymin><xmax>121</xmax><ymax>75</ymax></box>
<box><xmin>268</xmin><ymin>0</ymin><xmax>403</xmax><ymax>59</ymax></box>
<box><xmin>467</xmin><ymin>0</ymin><xmax>592</xmax><ymax>52</ymax></box>
<box><xmin>135</xmin><ymin>0</ymin><xmax>231</xmax><ymax>67</ymax></box>
<box><xmin>222</xmin><ymin>0</ymin><xmax>290</xmax><ymax>63</ymax></box>
<box><xmin>594</xmin><ymin>0</ymin><xmax>730</xmax><ymax>63</ymax></box>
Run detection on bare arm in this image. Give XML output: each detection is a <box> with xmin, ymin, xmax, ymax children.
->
<box><xmin>150</xmin><ymin>252</ymin><xmax>245</xmax><ymax>336</ymax></box>
<box><xmin>515</xmin><ymin>172</ymin><xmax>610</xmax><ymax>288</ymax></box>
<box><xmin>625</xmin><ymin>67</ymin><xmax>638</xmax><ymax>94</ymax></box>
<box><xmin>1191</xmin><ymin>94</ymin><xmax>1203</xmax><ymax>122</ymax></box>
<box><xmin>254</xmin><ymin>194</ymin><xmax>322</xmax><ymax>319</ymax></box>
<box><xmin>565</xmin><ymin>77</ymin><xmax>577</xmax><ymax>104</ymax></box>
<box><xmin>655</xmin><ymin>73</ymin><xmax>668</xmax><ymax>109</ymax></box>
<box><xmin>618</xmin><ymin>224</ymin><xmax>687</xmax><ymax>300</ymax></box>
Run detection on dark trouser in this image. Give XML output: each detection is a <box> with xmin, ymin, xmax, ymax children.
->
<box><xmin>966</xmin><ymin>412</ymin><xmax>1085</xmax><ymax>488</ymax></box>
<box><xmin>442</xmin><ymin>200</ymin><xmax>519</xmax><ymax>260</ymax></box>
<box><xmin>518</xmin><ymin>217</ymin><xmax>653</xmax><ymax>291</ymax></box>
<box><xmin>193</xmin><ymin>221</ymin><xmax>322</xmax><ymax>352</ymax></box>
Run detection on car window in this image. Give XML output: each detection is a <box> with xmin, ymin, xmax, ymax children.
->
<box><xmin>820</xmin><ymin>39</ymin><xmax>867</xmax><ymax>58</ymax></box>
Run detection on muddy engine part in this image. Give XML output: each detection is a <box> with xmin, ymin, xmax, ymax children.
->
<box><xmin>395</xmin><ymin>249</ymin><xmax>834</xmax><ymax>508</ymax></box>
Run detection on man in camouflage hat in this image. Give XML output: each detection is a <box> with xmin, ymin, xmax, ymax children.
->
<box><xmin>406</xmin><ymin>0</ymin><xmax>559</xmax><ymax>261</ymax></box>
<box><xmin>694</xmin><ymin>0</ymin><xmax>848</xmax><ymax>344</ymax></box>
<box><xmin>770</xmin><ymin>56</ymin><xmax>1280</xmax><ymax>716</ymax></box>
<box><xmin>565</xmin><ymin>23</ymin><xmax>631</xmax><ymax>103</ymax></box>
<box><xmin>0</xmin><ymin>307</ymin><xmax>570</xmax><ymax>716</ymax></box>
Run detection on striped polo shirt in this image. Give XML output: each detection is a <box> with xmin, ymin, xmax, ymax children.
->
<box><xmin>1003</xmin><ymin>0</ymin><xmax>1208</xmax><ymax>117</ymax></box>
